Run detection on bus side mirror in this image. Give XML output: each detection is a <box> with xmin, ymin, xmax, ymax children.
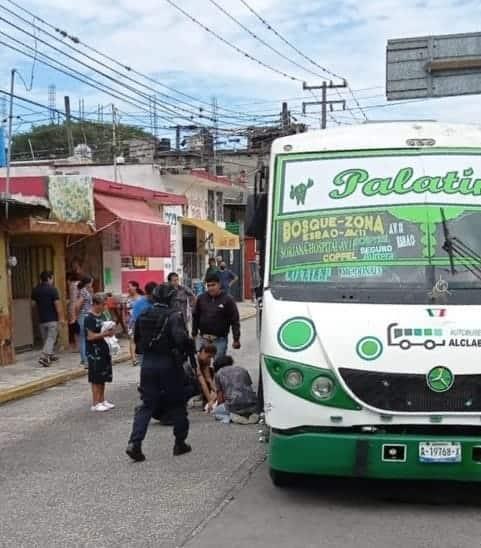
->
<box><xmin>245</xmin><ymin>192</ymin><xmax>267</xmax><ymax>239</ymax></box>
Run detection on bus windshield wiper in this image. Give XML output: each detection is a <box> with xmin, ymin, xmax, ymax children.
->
<box><xmin>441</xmin><ymin>208</ymin><xmax>456</xmax><ymax>275</ymax></box>
<box><xmin>440</xmin><ymin>208</ymin><xmax>481</xmax><ymax>282</ymax></box>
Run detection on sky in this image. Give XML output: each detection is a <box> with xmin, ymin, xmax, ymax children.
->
<box><xmin>1</xmin><ymin>0</ymin><xmax>481</xmax><ymax>140</ymax></box>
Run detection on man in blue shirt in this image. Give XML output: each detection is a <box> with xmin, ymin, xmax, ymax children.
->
<box><xmin>217</xmin><ymin>261</ymin><xmax>238</xmax><ymax>296</ymax></box>
<box><xmin>132</xmin><ymin>282</ymin><xmax>157</xmax><ymax>366</ymax></box>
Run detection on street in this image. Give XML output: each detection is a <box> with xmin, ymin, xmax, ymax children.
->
<box><xmin>0</xmin><ymin>318</ymin><xmax>264</xmax><ymax>548</ymax></box>
<box><xmin>3</xmin><ymin>318</ymin><xmax>481</xmax><ymax>548</ymax></box>
<box><xmin>188</xmin><ymin>465</ymin><xmax>481</xmax><ymax>548</ymax></box>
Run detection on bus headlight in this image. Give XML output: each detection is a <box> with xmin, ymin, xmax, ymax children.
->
<box><xmin>284</xmin><ymin>369</ymin><xmax>303</xmax><ymax>389</ymax></box>
<box><xmin>312</xmin><ymin>376</ymin><xmax>335</xmax><ymax>400</ymax></box>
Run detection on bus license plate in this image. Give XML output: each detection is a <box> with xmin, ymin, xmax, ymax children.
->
<box><xmin>419</xmin><ymin>442</ymin><xmax>461</xmax><ymax>463</ymax></box>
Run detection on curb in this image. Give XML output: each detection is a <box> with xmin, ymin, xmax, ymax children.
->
<box><xmin>0</xmin><ymin>352</ymin><xmax>130</xmax><ymax>406</ymax></box>
<box><xmin>0</xmin><ymin>312</ymin><xmax>257</xmax><ymax>406</ymax></box>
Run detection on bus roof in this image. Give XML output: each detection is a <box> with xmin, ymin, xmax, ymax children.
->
<box><xmin>271</xmin><ymin>122</ymin><xmax>481</xmax><ymax>155</ymax></box>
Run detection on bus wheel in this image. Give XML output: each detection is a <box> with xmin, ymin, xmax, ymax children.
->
<box><xmin>400</xmin><ymin>340</ymin><xmax>411</xmax><ymax>350</ymax></box>
<box><xmin>424</xmin><ymin>340</ymin><xmax>435</xmax><ymax>350</ymax></box>
<box><xmin>269</xmin><ymin>468</ymin><xmax>294</xmax><ymax>487</ymax></box>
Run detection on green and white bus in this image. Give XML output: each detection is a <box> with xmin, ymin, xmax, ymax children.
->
<box><xmin>250</xmin><ymin>122</ymin><xmax>481</xmax><ymax>486</ymax></box>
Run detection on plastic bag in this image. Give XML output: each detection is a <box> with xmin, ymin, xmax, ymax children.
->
<box><xmin>101</xmin><ymin>320</ymin><xmax>121</xmax><ymax>356</ymax></box>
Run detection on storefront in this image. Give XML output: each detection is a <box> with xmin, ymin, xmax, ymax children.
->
<box><xmin>180</xmin><ymin>217</ymin><xmax>240</xmax><ymax>291</ymax></box>
<box><xmin>9</xmin><ymin>218</ymin><xmax>93</xmax><ymax>353</ymax></box>
<box><xmin>92</xmin><ymin>180</ymin><xmax>185</xmax><ymax>294</ymax></box>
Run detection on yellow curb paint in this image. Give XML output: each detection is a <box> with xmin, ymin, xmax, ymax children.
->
<box><xmin>0</xmin><ymin>353</ymin><xmax>130</xmax><ymax>405</ymax></box>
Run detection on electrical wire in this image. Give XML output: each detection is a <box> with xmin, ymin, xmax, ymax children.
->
<box><xmin>162</xmin><ymin>0</ymin><xmax>303</xmax><ymax>82</ymax></box>
<box><xmin>0</xmin><ymin>32</ymin><xmax>215</xmax><ymax>126</ymax></box>
<box><xmin>237</xmin><ymin>0</ymin><xmax>368</xmax><ymax>120</ymax></box>
<box><xmin>206</xmin><ymin>0</ymin><xmax>326</xmax><ymax>80</ymax></box>
<box><xmin>0</xmin><ymin>6</ymin><xmax>282</xmax><ymax>128</ymax></box>
<box><xmin>1</xmin><ymin>0</ymin><xmax>278</xmax><ymax>119</ymax></box>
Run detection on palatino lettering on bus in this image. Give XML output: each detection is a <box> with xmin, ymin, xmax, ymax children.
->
<box><xmin>329</xmin><ymin>167</ymin><xmax>481</xmax><ymax>200</ymax></box>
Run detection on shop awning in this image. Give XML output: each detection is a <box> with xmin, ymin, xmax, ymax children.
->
<box><xmin>95</xmin><ymin>194</ymin><xmax>170</xmax><ymax>257</ymax></box>
<box><xmin>181</xmin><ymin>217</ymin><xmax>240</xmax><ymax>250</ymax></box>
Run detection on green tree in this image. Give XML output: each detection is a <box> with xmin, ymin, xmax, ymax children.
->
<box><xmin>12</xmin><ymin>121</ymin><xmax>155</xmax><ymax>162</ymax></box>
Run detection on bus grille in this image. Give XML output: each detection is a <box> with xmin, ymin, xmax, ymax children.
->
<box><xmin>338</xmin><ymin>368</ymin><xmax>481</xmax><ymax>412</ymax></box>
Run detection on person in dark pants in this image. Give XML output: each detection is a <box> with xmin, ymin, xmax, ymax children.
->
<box><xmin>192</xmin><ymin>272</ymin><xmax>241</xmax><ymax>358</ymax></box>
<box><xmin>126</xmin><ymin>283</ymin><xmax>195</xmax><ymax>462</ymax></box>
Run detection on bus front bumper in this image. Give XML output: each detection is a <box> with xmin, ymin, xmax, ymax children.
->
<box><xmin>269</xmin><ymin>430</ymin><xmax>481</xmax><ymax>481</ymax></box>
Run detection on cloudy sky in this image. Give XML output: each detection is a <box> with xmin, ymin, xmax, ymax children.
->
<box><xmin>1</xmin><ymin>0</ymin><xmax>481</xmax><ymax>137</ymax></box>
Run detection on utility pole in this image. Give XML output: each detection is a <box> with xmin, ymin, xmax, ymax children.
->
<box><xmin>5</xmin><ymin>69</ymin><xmax>16</xmax><ymax>219</ymax></box>
<box><xmin>112</xmin><ymin>104</ymin><xmax>118</xmax><ymax>182</ymax></box>
<box><xmin>64</xmin><ymin>96</ymin><xmax>74</xmax><ymax>156</ymax></box>
<box><xmin>48</xmin><ymin>85</ymin><xmax>56</xmax><ymax>124</ymax></box>
<box><xmin>175</xmin><ymin>126</ymin><xmax>181</xmax><ymax>151</ymax></box>
<box><xmin>212</xmin><ymin>96</ymin><xmax>218</xmax><ymax>175</ymax></box>
<box><xmin>152</xmin><ymin>96</ymin><xmax>158</xmax><ymax>139</ymax></box>
<box><xmin>302</xmin><ymin>81</ymin><xmax>347</xmax><ymax>129</ymax></box>
<box><xmin>281</xmin><ymin>102</ymin><xmax>290</xmax><ymax>134</ymax></box>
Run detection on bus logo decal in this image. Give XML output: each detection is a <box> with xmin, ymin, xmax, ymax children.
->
<box><xmin>387</xmin><ymin>322</ymin><xmax>445</xmax><ymax>350</ymax></box>
<box><xmin>290</xmin><ymin>178</ymin><xmax>314</xmax><ymax>206</ymax></box>
<box><xmin>426</xmin><ymin>366</ymin><xmax>454</xmax><ymax>393</ymax></box>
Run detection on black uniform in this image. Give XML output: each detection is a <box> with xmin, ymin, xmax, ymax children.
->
<box><xmin>127</xmin><ymin>286</ymin><xmax>194</xmax><ymax>460</ymax></box>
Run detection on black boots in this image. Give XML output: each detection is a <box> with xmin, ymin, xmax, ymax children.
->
<box><xmin>126</xmin><ymin>443</ymin><xmax>146</xmax><ymax>462</ymax></box>
<box><xmin>173</xmin><ymin>441</ymin><xmax>192</xmax><ymax>456</ymax></box>
<box><xmin>126</xmin><ymin>442</ymin><xmax>192</xmax><ymax>459</ymax></box>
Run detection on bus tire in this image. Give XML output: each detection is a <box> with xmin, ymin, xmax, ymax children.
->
<box><xmin>269</xmin><ymin>468</ymin><xmax>294</xmax><ymax>487</ymax></box>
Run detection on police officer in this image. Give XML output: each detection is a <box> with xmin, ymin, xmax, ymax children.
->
<box><xmin>126</xmin><ymin>283</ymin><xmax>194</xmax><ymax>462</ymax></box>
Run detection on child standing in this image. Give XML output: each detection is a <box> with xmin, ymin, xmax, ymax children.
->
<box><xmin>85</xmin><ymin>294</ymin><xmax>115</xmax><ymax>412</ymax></box>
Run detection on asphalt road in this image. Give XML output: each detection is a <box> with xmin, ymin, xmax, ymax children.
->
<box><xmin>0</xmin><ymin>318</ymin><xmax>264</xmax><ymax>548</ymax></box>
<box><xmin>5</xmin><ymin>315</ymin><xmax>481</xmax><ymax>548</ymax></box>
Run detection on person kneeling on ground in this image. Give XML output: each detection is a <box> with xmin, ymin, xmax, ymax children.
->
<box><xmin>196</xmin><ymin>344</ymin><xmax>217</xmax><ymax>410</ymax></box>
<box><xmin>213</xmin><ymin>355</ymin><xmax>259</xmax><ymax>424</ymax></box>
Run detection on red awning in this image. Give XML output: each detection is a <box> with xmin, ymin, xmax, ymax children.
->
<box><xmin>94</xmin><ymin>194</ymin><xmax>170</xmax><ymax>257</ymax></box>
<box><xmin>94</xmin><ymin>178</ymin><xmax>186</xmax><ymax>206</ymax></box>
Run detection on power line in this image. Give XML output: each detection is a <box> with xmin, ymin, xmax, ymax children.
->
<box><xmin>238</xmin><ymin>0</ymin><xmax>343</xmax><ymax>80</ymax></box>
<box><xmin>162</xmin><ymin>0</ymin><xmax>303</xmax><ymax>82</ymax></box>
<box><xmin>0</xmin><ymin>10</ymin><xmax>240</xmax><ymax>126</ymax></box>
<box><xmin>0</xmin><ymin>34</ymin><xmax>185</xmax><ymax>125</ymax></box>
<box><xmin>1</xmin><ymin>0</ymin><xmax>274</xmax><ymax>119</ymax></box>
<box><xmin>237</xmin><ymin>0</ymin><xmax>368</xmax><ymax>120</ymax></box>
<box><xmin>206</xmin><ymin>0</ymin><xmax>326</xmax><ymax>80</ymax></box>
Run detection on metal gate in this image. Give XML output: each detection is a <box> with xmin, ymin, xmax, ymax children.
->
<box><xmin>10</xmin><ymin>244</ymin><xmax>55</xmax><ymax>350</ymax></box>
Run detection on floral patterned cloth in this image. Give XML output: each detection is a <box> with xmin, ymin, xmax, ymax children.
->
<box><xmin>48</xmin><ymin>175</ymin><xmax>94</xmax><ymax>223</ymax></box>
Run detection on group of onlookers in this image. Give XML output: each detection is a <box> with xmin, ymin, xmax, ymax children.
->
<box><xmin>31</xmin><ymin>259</ymin><xmax>258</xmax><ymax>462</ymax></box>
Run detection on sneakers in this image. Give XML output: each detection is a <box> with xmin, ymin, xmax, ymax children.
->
<box><xmin>38</xmin><ymin>356</ymin><xmax>50</xmax><ymax>368</ymax></box>
<box><xmin>173</xmin><ymin>441</ymin><xmax>192</xmax><ymax>456</ymax></box>
<box><xmin>48</xmin><ymin>355</ymin><xmax>59</xmax><ymax>362</ymax></box>
<box><xmin>230</xmin><ymin>413</ymin><xmax>259</xmax><ymax>425</ymax></box>
<box><xmin>91</xmin><ymin>403</ymin><xmax>109</xmax><ymax>412</ymax></box>
<box><xmin>126</xmin><ymin>443</ymin><xmax>146</xmax><ymax>462</ymax></box>
<box><xmin>103</xmin><ymin>401</ymin><xmax>115</xmax><ymax>409</ymax></box>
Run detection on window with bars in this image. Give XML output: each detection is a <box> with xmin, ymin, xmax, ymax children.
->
<box><xmin>11</xmin><ymin>246</ymin><xmax>54</xmax><ymax>299</ymax></box>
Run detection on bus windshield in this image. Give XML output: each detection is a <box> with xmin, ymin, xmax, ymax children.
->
<box><xmin>269</xmin><ymin>149</ymin><xmax>481</xmax><ymax>304</ymax></box>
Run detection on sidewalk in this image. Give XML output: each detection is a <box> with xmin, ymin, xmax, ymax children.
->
<box><xmin>0</xmin><ymin>301</ymin><xmax>257</xmax><ymax>405</ymax></box>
